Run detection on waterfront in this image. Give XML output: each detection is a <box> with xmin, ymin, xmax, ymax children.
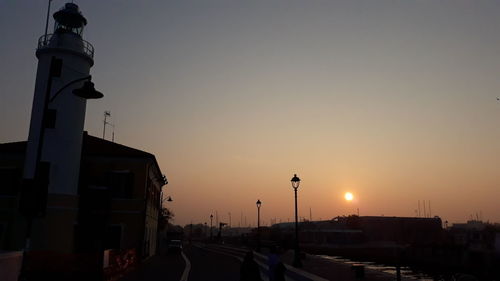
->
<box><xmin>317</xmin><ymin>254</ymin><xmax>466</xmax><ymax>281</ymax></box>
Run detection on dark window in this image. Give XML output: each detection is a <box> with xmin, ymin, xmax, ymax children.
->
<box><xmin>0</xmin><ymin>223</ymin><xmax>5</xmax><ymax>242</ymax></box>
<box><xmin>107</xmin><ymin>171</ymin><xmax>134</xmax><ymax>198</ymax></box>
<box><xmin>104</xmin><ymin>225</ymin><xmax>122</xmax><ymax>250</ymax></box>
<box><xmin>0</xmin><ymin>167</ymin><xmax>21</xmax><ymax>196</ymax></box>
<box><xmin>45</xmin><ymin>109</ymin><xmax>57</xmax><ymax>128</ymax></box>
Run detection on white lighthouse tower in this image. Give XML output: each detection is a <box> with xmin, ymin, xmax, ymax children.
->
<box><xmin>25</xmin><ymin>3</ymin><xmax>95</xmax><ymax>195</ymax></box>
<box><xmin>22</xmin><ymin>3</ymin><xmax>101</xmax><ymax>252</ymax></box>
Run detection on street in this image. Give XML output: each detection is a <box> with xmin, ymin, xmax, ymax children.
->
<box><xmin>121</xmin><ymin>243</ymin><xmax>255</xmax><ymax>281</ymax></box>
<box><xmin>184</xmin><ymin>244</ymin><xmax>243</xmax><ymax>281</ymax></box>
<box><xmin>122</xmin><ymin>243</ymin><xmax>331</xmax><ymax>281</ymax></box>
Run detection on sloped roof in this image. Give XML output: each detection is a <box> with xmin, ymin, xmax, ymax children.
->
<box><xmin>0</xmin><ymin>133</ymin><xmax>165</xmax><ymax>183</ymax></box>
<box><xmin>82</xmin><ymin>132</ymin><xmax>155</xmax><ymax>159</ymax></box>
<box><xmin>0</xmin><ymin>134</ymin><xmax>155</xmax><ymax>159</ymax></box>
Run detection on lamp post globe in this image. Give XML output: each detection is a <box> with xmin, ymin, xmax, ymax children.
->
<box><xmin>291</xmin><ymin>174</ymin><xmax>300</xmax><ymax>190</ymax></box>
<box><xmin>291</xmin><ymin>174</ymin><xmax>302</xmax><ymax>268</ymax></box>
<box><xmin>72</xmin><ymin>80</ymin><xmax>103</xmax><ymax>99</ymax></box>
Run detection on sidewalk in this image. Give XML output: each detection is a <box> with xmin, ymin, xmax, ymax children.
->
<box><xmin>119</xmin><ymin>254</ymin><xmax>185</xmax><ymax>281</ymax></box>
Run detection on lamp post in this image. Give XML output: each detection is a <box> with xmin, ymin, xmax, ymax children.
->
<box><xmin>256</xmin><ymin>199</ymin><xmax>262</xmax><ymax>252</ymax></box>
<box><xmin>158</xmin><ymin>187</ymin><xmax>170</xmax><ymax>254</ymax></box>
<box><xmin>291</xmin><ymin>174</ymin><xmax>302</xmax><ymax>268</ymax></box>
<box><xmin>210</xmin><ymin>214</ymin><xmax>214</xmax><ymax>241</ymax></box>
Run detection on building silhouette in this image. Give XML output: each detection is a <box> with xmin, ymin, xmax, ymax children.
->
<box><xmin>0</xmin><ymin>133</ymin><xmax>166</xmax><ymax>278</ymax></box>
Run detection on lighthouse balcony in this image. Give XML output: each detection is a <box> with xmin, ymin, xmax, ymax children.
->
<box><xmin>37</xmin><ymin>33</ymin><xmax>94</xmax><ymax>59</ymax></box>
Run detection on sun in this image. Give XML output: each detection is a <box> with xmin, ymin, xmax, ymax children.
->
<box><xmin>344</xmin><ymin>192</ymin><xmax>354</xmax><ymax>201</ymax></box>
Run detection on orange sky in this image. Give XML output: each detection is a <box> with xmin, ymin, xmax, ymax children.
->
<box><xmin>1</xmin><ymin>1</ymin><xmax>500</xmax><ymax>226</ymax></box>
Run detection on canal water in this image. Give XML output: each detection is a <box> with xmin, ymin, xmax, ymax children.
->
<box><xmin>317</xmin><ymin>255</ymin><xmax>441</xmax><ymax>280</ymax></box>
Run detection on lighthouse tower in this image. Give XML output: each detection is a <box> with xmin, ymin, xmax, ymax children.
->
<box><xmin>25</xmin><ymin>3</ymin><xmax>94</xmax><ymax>195</ymax></box>
<box><xmin>23</xmin><ymin>3</ymin><xmax>97</xmax><ymax>252</ymax></box>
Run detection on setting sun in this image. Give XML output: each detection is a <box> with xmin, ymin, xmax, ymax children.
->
<box><xmin>344</xmin><ymin>192</ymin><xmax>354</xmax><ymax>201</ymax></box>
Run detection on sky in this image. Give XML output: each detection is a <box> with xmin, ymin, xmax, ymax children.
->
<box><xmin>1</xmin><ymin>0</ymin><xmax>500</xmax><ymax>226</ymax></box>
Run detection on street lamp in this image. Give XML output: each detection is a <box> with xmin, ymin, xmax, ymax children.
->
<box><xmin>256</xmin><ymin>199</ymin><xmax>262</xmax><ymax>252</ymax></box>
<box><xmin>291</xmin><ymin>173</ymin><xmax>302</xmax><ymax>268</ymax></box>
<box><xmin>158</xmin><ymin>190</ymin><xmax>171</xmax><ymax>253</ymax></box>
<box><xmin>210</xmin><ymin>214</ymin><xmax>214</xmax><ymax>241</ymax></box>
<box><xmin>157</xmin><ymin>181</ymin><xmax>170</xmax><ymax>254</ymax></box>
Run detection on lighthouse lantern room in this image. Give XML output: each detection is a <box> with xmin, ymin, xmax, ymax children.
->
<box><xmin>53</xmin><ymin>3</ymin><xmax>87</xmax><ymax>35</ymax></box>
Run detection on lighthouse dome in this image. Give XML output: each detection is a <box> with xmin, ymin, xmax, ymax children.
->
<box><xmin>53</xmin><ymin>3</ymin><xmax>87</xmax><ymax>36</ymax></box>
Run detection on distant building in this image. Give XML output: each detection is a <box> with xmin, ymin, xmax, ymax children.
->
<box><xmin>449</xmin><ymin>220</ymin><xmax>498</xmax><ymax>252</ymax></box>
<box><xmin>273</xmin><ymin>215</ymin><xmax>443</xmax><ymax>246</ymax></box>
<box><xmin>0</xmin><ymin>132</ymin><xmax>166</xmax><ymax>260</ymax></box>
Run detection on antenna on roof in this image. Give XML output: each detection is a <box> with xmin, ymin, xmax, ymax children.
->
<box><xmin>103</xmin><ymin>111</ymin><xmax>116</xmax><ymax>142</ymax></box>
<box><xmin>103</xmin><ymin>111</ymin><xmax>110</xmax><ymax>139</ymax></box>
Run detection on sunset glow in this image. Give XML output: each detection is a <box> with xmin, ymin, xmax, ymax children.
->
<box><xmin>344</xmin><ymin>192</ymin><xmax>354</xmax><ymax>201</ymax></box>
<box><xmin>1</xmin><ymin>1</ymin><xmax>500</xmax><ymax>227</ymax></box>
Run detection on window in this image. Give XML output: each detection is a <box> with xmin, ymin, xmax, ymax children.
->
<box><xmin>104</xmin><ymin>225</ymin><xmax>122</xmax><ymax>250</ymax></box>
<box><xmin>0</xmin><ymin>223</ymin><xmax>5</xmax><ymax>246</ymax></box>
<box><xmin>107</xmin><ymin>171</ymin><xmax>134</xmax><ymax>198</ymax></box>
<box><xmin>0</xmin><ymin>167</ymin><xmax>21</xmax><ymax>196</ymax></box>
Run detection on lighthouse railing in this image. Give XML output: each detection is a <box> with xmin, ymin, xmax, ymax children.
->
<box><xmin>37</xmin><ymin>34</ymin><xmax>94</xmax><ymax>59</ymax></box>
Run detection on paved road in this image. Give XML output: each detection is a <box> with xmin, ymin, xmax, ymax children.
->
<box><xmin>120</xmin><ymin>244</ymin><xmax>328</xmax><ymax>281</ymax></box>
<box><xmin>184</xmin><ymin>244</ymin><xmax>243</xmax><ymax>281</ymax></box>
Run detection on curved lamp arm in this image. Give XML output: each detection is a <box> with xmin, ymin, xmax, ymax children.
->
<box><xmin>49</xmin><ymin>75</ymin><xmax>91</xmax><ymax>103</ymax></box>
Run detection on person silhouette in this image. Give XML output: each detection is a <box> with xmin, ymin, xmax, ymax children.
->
<box><xmin>267</xmin><ymin>246</ymin><xmax>280</xmax><ymax>281</ymax></box>
<box><xmin>274</xmin><ymin>261</ymin><xmax>286</xmax><ymax>281</ymax></box>
<box><xmin>240</xmin><ymin>251</ymin><xmax>262</xmax><ymax>281</ymax></box>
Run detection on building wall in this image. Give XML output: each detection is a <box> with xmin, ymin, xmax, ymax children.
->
<box><xmin>0</xmin><ymin>147</ymin><xmax>27</xmax><ymax>251</ymax></box>
<box><xmin>0</xmin><ymin>141</ymin><xmax>165</xmax><ymax>261</ymax></box>
<box><xmin>141</xmin><ymin>163</ymin><xmax>162</xmax><ymax>258</ymax></box>
<box><xmin>82</xmin><ymin>155</ymin><xmax>163</xmax><ymax>259</ymax></box>
<box><xmin>32</xmin><ymin>194</ymin><xmax>79</xmax><ymax>253</ymax></box>
<box><xmin>358</xmin><ymin>216</ymin><xmax>443</xmax><ymax>244</ymax></box>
